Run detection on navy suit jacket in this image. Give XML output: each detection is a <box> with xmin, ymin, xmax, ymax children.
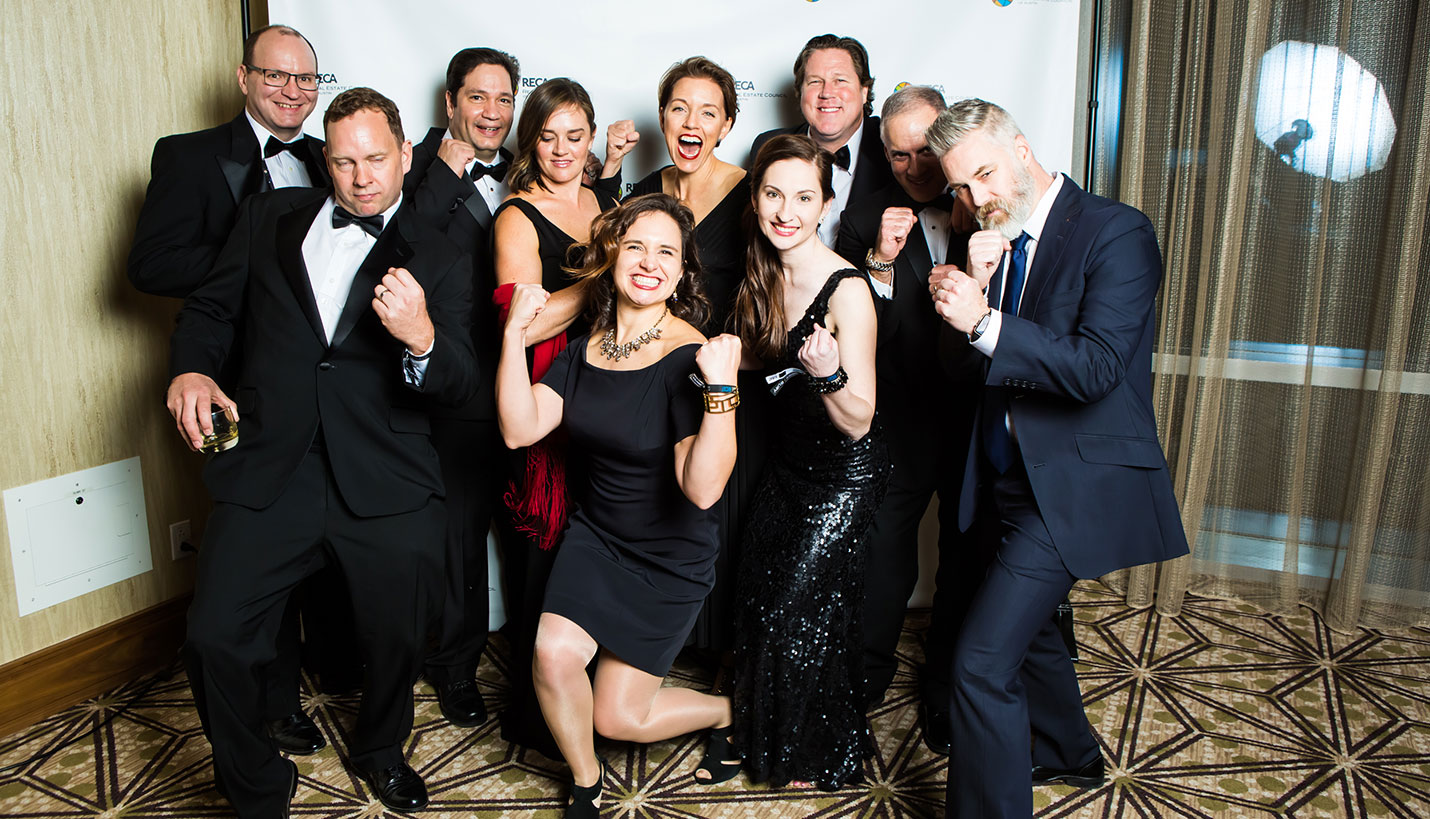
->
<box><xmin>958</xmin><ymin>176</ymin><xmax>1189</xmax><ymax>578</ymax></box>
<box><xmin>130</xmin><ymin>112</ymin><xmax>329</xmax><ymax>298</ymax></box>
<box><xmin>402</xmin><ymin>127</ymin><xmax>508</xmax><ymax>421</ymax></box>
<box><xmin>170</xmin><ymin>188</ymin><xmax>477</xmax><ymax>517</ymax></box>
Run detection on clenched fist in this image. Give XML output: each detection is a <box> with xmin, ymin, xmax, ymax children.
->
<box><xmin>696</xmin><ymin>333</ymin><xmax>742</xmax><ymax>386</ymax></box>
<box><xmin>373</xmin><ymin>267</ymin><xmax>435</xmax><ymax>354</ymax></box>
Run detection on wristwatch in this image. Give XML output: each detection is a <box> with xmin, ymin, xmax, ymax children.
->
<box><xmin>968</xmin><ymin>309</ymin><xmax>993</xmax><ymax>343</ymax></box>
<box><xmin>864</xmin><ymin>248</ymin><xmax>894</xmax><ymax>273</ymax></box>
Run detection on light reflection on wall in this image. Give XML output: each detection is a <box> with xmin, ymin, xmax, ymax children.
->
<box><xmin>1255</xmin><ymin>41</ymin><xmax>1396</xmax><ymax>183</ymax></box>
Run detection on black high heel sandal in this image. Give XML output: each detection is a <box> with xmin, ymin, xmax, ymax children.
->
<box><xmin>693</xmin><ymin>725</ymin><xmax>742</xmax><ymax>784</ymax></box>
<box><xmin>565</xmin><ymin>756</ymin><xmax>606</xmax><ymax>818</ymax></box>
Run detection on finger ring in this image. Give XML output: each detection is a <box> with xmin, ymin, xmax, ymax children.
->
<box><xmin>377</xmin><ymin>288</ymin><xmax>390</xmax><ymax>300</ymax></box>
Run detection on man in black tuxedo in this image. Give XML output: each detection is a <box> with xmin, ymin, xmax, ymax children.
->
<box><xmin>167</xmin><ymin>88</ymin><xmax>477</xmax><ymax>817</ymax></box>
<box><xmin>401</xmin><ymin>46</ymin><xmax>520</xmax><ymax>728</ymax></box>
<box><xmin>130</xmin><ymin>25</ymin><xmax>329</xmax><ymax>297</ymax></box>
<box><xmin>749</xmin><ymin>33</ymin><xmax>893</xmax><ymax>249</ymax></box>
<box><xmin>129</xmin><ymin>23</ymin><xmax>352</xmax><ymax>758</ymax></box>
<box><xmin>834</xmin><ymin>85</ymin><xmax>979</xmax><ymax>755</ymax></box>
<box><xmin>926</xmin><ymin>98</ymin><xmax>1189</xmax><ymax>818</ymax></box>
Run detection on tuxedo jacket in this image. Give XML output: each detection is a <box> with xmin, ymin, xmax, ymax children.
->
<box><xmin>748</xmin><ymin>116</ymin><xmax>893</xmax><ymax>203</ymax></box>
<box><xmin>401</xmin><ymin>127</ymin><xmax>508</xmax><ymax>421</ymax></box>
<box><xmin>957</xmin><ymin>176</ymin><xmax>1189</xmax><ymax>578</ymax></box>
<box><xmin>836</xmin><ymin>183</ymin><xmax>973</xmax><ymax>491</ymax></box>
<box><xmin>170</xmin><ymin>188</ymin><xmax>478</xmax><ymax>517</ymax></box>
<box><xmin>130</xmin><ymin>112</ymin><xmax>330</xmax><ymax>298</ymax></box>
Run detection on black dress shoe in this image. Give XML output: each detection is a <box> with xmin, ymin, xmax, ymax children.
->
<box><xmin>365</xmin><ymin>763</ymin><xmax>429</xmax><ymax>812</ymax></box>
<box><xmin>1031</xmin><ymin>755</ymin><xmax>1105</xmax><ymax>788</ymax></box>
<box><xmin>267</xmin><ymin>712</ymin><xmax>325</xmax><ymax>756</ymax></box>
<box><xmin>436</xmin><ymin>678</ymin><xmax>488</xmax><ymax>727</ymax></box>
<box><xmin>917</xmin><ymin>702</ymin><xmax>952</xmax><ymax>756</ymax></box>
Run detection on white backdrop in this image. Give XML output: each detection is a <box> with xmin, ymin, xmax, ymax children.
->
<box><xmin>268</xmin><ymin>0</ymin><xmax>1086</xmax><ymax>614</ymax></box>
<box><xmin>270</xmin><ymin>0</ymin><xmax>1085</xmax><ymax>184</ymax></box>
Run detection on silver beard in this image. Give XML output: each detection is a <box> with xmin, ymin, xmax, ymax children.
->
<box><xmin>976</xmin><ymin>164</ymin><xmax>1037</xmax><ymax>241</ymax></box>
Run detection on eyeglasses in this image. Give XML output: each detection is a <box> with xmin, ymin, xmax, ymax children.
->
<box><xmin>245</xmin><ymin>65</ymin><xmax>319</xmax><ymax>92</ymax></box>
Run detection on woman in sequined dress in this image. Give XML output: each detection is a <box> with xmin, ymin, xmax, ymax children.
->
<box><xmin>728</xmin><ymin>134</ymin><xmax>889</xmax><ymax>789</ymax></box>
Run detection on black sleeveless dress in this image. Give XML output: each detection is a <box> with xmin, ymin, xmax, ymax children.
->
<box><xmin>629</xmin><ymin>169</ymin><xmax>760</xmax><ymax>652</ymax></box>
<box><xmin>538</xmin><ymin>340</ymin><xmax>717</xmax><ymax>675</ymax></box>
<box><xmin>732</xmin><ymin>269</ymin><xmax>890</xmax><ymax>789</ymax></box>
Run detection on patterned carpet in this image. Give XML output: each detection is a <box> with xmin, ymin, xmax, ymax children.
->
<box><xmin>3</xmin><ymin>581</ymin><xmax>1430</xmax><ymax>817</ymax></box>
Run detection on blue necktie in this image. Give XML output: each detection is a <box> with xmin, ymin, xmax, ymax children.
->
<box><xmin>982</xmin><ymin>232</ymin><xmax>1031</xmax><ymax>473</ymax></box>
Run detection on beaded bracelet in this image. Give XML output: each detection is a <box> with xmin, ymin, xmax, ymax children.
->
<box><xmin>808</xmin><ymin>366</ymin><xmax>849</xmax><ymax>395</ymax></box>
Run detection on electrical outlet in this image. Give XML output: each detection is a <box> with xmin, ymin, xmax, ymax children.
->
<box><xmin>170</xmin><ymin>520</ymin><xmax>194</xmax><ymax>560</ymax></box>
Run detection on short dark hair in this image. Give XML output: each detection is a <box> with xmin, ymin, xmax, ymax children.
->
<box><xmin>324</xmin><ymin>87</ymin><xmax>404</xmax><ymax>144</ymax></box>
<box><xmin>658</xmin><ymin>56</ymin><xmax>739</xmax><ymax>127</ymax></box>
<box><xmin>506</xmin><ymin>78</ymin><xmax>596</xmax><ymax>194</ymax></box>
<box><xmin>242</xmin><ymin>25</ymin><xmax>317</xmax><ymax>71</ymax></box>
<box><xmin>793</xmin><ymin>34</ymin><xmax>874</xmax><ymax>117</ymax></box>
<box><xmin>444</xmin><ymin>47</ymin><xmax>520</xmax><ymax>100</ymax></box>
<box><xmin>571</xmin><ymin>193</ymin><xmax>710</xmax><ymax>334</ymax></box>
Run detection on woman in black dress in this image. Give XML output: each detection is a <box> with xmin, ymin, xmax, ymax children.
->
<box><xmin>496</xmin><ymin>194</ymin><xmax>746</xmax><ymax>816</ymax></box>
<box><xmin>624</xmin><ymin>57</ymin><xmax>760</xmax><ymax>653</ymax></box>
<box><xmin>490</xmin><ymin>78</ymin><xmax>620</xmax><ymax>756</ymax></box>
<box><xmin>729</xmin><ymin>135</ymin><xmax>889</xmax><ymax>789</ymax></box>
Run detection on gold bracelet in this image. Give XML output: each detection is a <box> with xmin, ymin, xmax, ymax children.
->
<box><xmin>703</xmin><ymin>389</ymin><xmax>740</xmax><ymax>414</ymax></box>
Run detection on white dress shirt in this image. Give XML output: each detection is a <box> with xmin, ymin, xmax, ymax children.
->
<box><xmin>970</xmin><ymin>173</ymin><xmax>1066</xmax><ymax>357</ymax></box>
<box><xmin>818</xmin><ymin>124</ymin><xmax>864</xmax><ymax>249</ymax></box>
<box><xmin>971</xmin><ymin>173</ymin><xmax>1065</xmax><ymax>444</ymax></box>
<box><xmin>867</xmin><ymin>201</ymin><xmax>952</xmax><ymax>299</ymax></box>
<box><xmin>246</xmin><ymin>111</ymin><xmax>314</xmax><ymax>190</ymax></box>
<box><xmin>301</xmin><ymin>195</ymin><xmax>432</xmax><ymax>384</ymax></box>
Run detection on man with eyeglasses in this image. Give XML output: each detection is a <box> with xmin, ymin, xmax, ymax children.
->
<box><xmin>130</xmin><ymin>24</ymin><xmax>328</xmax><ymax>297</ymax></box>
<box><xmin>128</xmin><ymin>23</ymin><xmax>355</xmax><ymax>766</ymax></box>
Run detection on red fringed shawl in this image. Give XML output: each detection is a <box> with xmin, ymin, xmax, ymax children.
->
<box><xmin>493</xmin><ymin>283</ymin><xmax>569</xmax><ymax>550</ymax></box>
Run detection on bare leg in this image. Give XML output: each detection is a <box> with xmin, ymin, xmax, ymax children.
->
<box><xmin>590</xmin><ymin>652</ymin><xmax>731</xmax><ymax>743</ymax></box>
<box><xmin>532</xmin><ymin>613</ymin><xmax>602</xmax><ymax>793</ymax></box>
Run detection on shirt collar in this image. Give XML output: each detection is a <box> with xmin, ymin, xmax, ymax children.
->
<box><xmin>245</xmin><ymin>110</ymin><xmax>304</xmax><ymax>152</ymax></box>
<box><xmin>1022</xmin><ymin>172</ymin><xmax>1065</xmax><ymax>243</ymax></box>
<box><xmin>322</xmin><ymin>193</ymin><xmax>404</xmax><ymax>234</ymax></box>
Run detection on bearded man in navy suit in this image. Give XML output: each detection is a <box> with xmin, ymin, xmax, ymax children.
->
<box><xmin>925</xmin><ymin>98</ymin><xmax>1189</xmax><ymax>818</ymax></box>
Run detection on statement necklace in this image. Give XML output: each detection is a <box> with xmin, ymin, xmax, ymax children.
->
<box><xmin>599</xmin><ymin>307</ymin><xmax>668</xmax><ymax>362</ymax></box>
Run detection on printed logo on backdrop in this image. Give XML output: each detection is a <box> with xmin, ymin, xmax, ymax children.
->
<box><xmin>893</xmin><ymin>82</ymin><xmax>946</xmax><ymax>94</ymax></box>
<box><xmin>315</xmin><ymin>73</ymin><xmax>357</xmax><ymax>107</ymax></box>
<box><xmin>735</xmin><ymin>78</ymin><xmax>786</xmax><ymax>101</ymax></box>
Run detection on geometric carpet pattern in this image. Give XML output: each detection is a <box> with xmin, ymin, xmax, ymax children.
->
<box><xmin>3</xmin><ymin>581</ymin><xmax>1430</xmax><ymax>817</ymax></box>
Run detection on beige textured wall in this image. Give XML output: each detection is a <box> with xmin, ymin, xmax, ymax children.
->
<box><xmin>0</xmin><ymin>0</ymin><xmax>242</xmax><ymax>665</ymax></box>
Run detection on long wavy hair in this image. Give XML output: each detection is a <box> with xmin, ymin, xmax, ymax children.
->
<box><xmin>569</xmin><ymin>193</ymin><xmax>710</xmax><ymax>335</ymax></box>
<box><xmin>730</xmin><ymin>135</ymin><xmax>834</xmax><ymax>361</ymax></box>
<box><xmin>506</xmin><ymin>78</ymin><xmax>595</xmax><ymax>195</ymax></box>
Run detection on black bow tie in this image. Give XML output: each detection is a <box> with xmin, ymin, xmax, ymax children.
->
<box><xmin>331</xmin><ymin>206</ymin><xmax>383</xmax><ymax>237</ymax></box>
<box><xmin>913</xmin><ymin>193</ymin><xmax>955</xmax><ymax>214</ymax></box>
<box><xmin>264</xmin><ymin>136</ymin><xmax>308</xmax><ymax>159</ymax></box>
<box><xmin>831</xmin><ymin>145</ymin><xmax>851</xmax><ymax>171</ymax></box>
<box><xmin>471</xmin><ymin>160</ymin><xmax>509</xmax><ymax>182</ymax></box>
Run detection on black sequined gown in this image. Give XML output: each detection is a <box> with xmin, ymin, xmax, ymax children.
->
<box><xmin>732</xmin><ymin>269</ymin><xmax>890</xmax><ymax>789</ymax></box>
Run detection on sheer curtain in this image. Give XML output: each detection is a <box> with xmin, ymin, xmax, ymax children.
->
<box><xmin>1095</xmin><ymin>0</ymin><xmax>1430</xmax><ymax>630</ymax></box>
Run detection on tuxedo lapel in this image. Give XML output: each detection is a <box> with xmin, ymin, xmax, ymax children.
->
<box><xmin>902</xmin><ymin>224</ymin><xmax>934</xmax><ymax>283</ymax></box>
<box><xmin>329</xmin><ymin>211</ymin><xmax>415</xmax><ymax>350</ymax></box>
<box><xmin>1023</xmin><ymin>177</ymin><xmax>1081</xmax><ymax>318</ymax></box>
<box><xmin>276</xmin><ymin>198</ymin><xmax>328</xmax><ymax>344</ymax></box>
<box><xmin>302</xmin><ymin>134</ymin><xmax>330</xmax><ymax>187</ymax></box>
<box><xmin>217</xmin><ymin>115</ymin><xmax>264</xmax><ymax>204</ymax></box>
<box><xmin>463</xmin><ymin>190</ymin><xmax>493</xmax><ymax>231</ymax></box>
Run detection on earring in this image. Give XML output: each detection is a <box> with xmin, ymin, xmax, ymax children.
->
<box><xmin>669</xmin><ymin>291</ymin><xmax>680</xmax><ymax>302</ymax></box>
